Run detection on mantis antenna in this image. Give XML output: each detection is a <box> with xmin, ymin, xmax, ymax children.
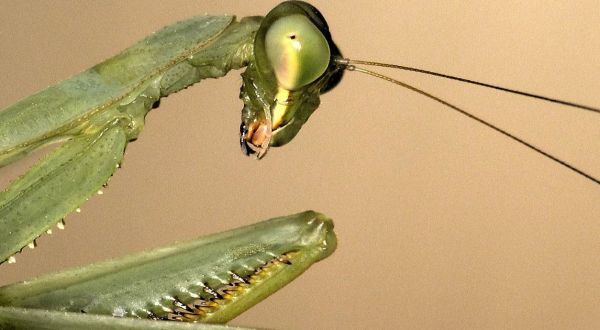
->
<box><xmin>334</xmin><ymin>58</ymin><xmax>600</xmax><ymax>185</ymax></box>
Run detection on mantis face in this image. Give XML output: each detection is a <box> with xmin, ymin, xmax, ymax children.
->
<box><xmin>239</xmin><ymin>1</ymin><xmax>343</xmax><ymax>158</ymax></box>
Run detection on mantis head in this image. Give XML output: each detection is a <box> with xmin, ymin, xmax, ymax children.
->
<box><xmin>240</xmin><ymin>0</ymin><xmax>343</xmax><ymax>158</ymax></box>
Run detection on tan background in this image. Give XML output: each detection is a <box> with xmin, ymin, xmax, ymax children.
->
<box><xmin>1</xmin><ymin>1</ymin><xmax>599</xmax><ymax>329</ymax></box>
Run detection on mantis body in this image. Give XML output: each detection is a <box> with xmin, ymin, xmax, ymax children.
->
<box><xmin>1</xmin><ymin>1</ymin><xmax>599</xmax><ymax>329</ymax></box>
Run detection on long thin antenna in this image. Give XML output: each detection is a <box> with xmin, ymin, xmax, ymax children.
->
<box><xmin>337</xmin><ymin>59</ymin><xmax>600</xmax><ymax>114</ymax></box>
<box><xmin>336</xmin><ymin>61</ymin><xmax>599</xmax><ymax>185</ymax></box>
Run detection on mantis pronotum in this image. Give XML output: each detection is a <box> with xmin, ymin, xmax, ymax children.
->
<box><xmin>1</xmin><ymin>1</ymin><xmax>599</xmax><ymax>329</ymax></box>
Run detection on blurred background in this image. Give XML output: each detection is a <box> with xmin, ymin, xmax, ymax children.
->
<box><xmin>1</xmin><ymin>1</ymin><xmax>599</xmax><ymax>329</ymax></box>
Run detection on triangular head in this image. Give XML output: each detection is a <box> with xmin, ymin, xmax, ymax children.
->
<box><xmin>239</xmin><ymin>1</ymin><xmax>344</xmax><ymax>158</ymax></box>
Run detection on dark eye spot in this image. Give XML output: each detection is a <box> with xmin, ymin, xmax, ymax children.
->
<box><xmin>289</xmin><ymin>34</ymin><xmax>296</xmax><ymax>40</ymax></box>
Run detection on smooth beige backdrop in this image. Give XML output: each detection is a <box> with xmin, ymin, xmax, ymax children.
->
<box><xmin>1</xmin><ymin>1</ymin><xmax>599</xmax><ymax>329</ymax></box>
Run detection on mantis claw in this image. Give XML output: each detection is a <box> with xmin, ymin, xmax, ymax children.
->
<box><xmin>0</xmin><ymin>123</ymin><xmax>127</xmax><ymax>263</ymax></box>
<box><xmin>0</xmin><ymin>211</ymin><xmax>337</xmax><ymax>325</ymax></box>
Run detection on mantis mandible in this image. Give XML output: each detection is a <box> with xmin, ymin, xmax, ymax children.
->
<box><xmin>1</xmin><ymin>1</ymin><xmax>599</xmax><ymax>329</ymax></box>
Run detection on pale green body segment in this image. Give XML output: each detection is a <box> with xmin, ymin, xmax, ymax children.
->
<box><xmin>0</xmin><ymin>211</ymin><xmax>336</xmax><ymax>324</ymax></box>
<box><xmin>0</xmin><ymin>306</ymin><xmax>251</xmax><ymax>330</ymax></box>
<box><xmin>0</xmin><ymin>15</ymin><xmax>244</xmax><ymax>165</ymax></box>
<box><xmin>0</xmin><ymin>125</ymin><xmax>126</xmax><ymax>266</ymax></box>
<box><xmin>0</xmin><ymin>15</ymin><xmax>262</xmax><ymax>263</ymax></box>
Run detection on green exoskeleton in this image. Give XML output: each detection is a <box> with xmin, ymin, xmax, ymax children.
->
<box><xmin>0</xmin><ymin>1</ymin><xmax>342</xmax><ymax>328</ymax></box>
<box><xmin>0</xmin><ymin>211</ymin><xmax>336</xmax><ymax>327</ymax></box>
<box><xmin>1</xmin><ymin>1</ymin><xmax>599</xmax><ymax>329</ymax></box>
<box><xmin>0</xmin><ymin>1</ymin><xmax>343</xmax><ymax>263</ymax></box>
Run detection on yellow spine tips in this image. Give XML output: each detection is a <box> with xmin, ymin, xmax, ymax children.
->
<box><xmin>265</xmin><ymin>14</ymin><xmax>330</xmax><ymax>91</ymax></box>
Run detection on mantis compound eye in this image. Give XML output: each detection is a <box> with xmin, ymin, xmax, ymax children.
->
<box><xmin>265</xmin><ymin>14</ymin><xmax>331</xmax><ymax>91</ymax></box>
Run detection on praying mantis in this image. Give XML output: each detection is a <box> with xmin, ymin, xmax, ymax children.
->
<box><xmin>1</xmin><ymin>1</ymin><xmax>599</xmax><ymax>329</ymax></box>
